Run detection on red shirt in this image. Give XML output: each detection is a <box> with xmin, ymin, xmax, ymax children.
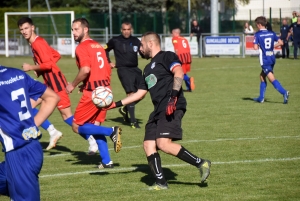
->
<box><xmin>172</xmin><ymin>36</ymin><xmax>192</xmax><ymax>64</ymax></box>
<box><xmin>31</xmin><ymin>36</ymin><xmax>67</xmax><ymax>92</ymax></box>
<box><xmin>75</xmin><ymin>38</ymin><xmax>111</xmax><ymax>91</ymax></box>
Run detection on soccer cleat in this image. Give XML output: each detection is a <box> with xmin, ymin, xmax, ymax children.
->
<box><xmin>46</xmin><ymin>130</ymin><xmax>63</xmax><ymax>150</ymax></box>
<box><xmin>87</xmin><ymin>136</ymin><xmax>98</xmax><ymax>155</ymax></box>
<box><xmin>283</xmin><ymin>91</ymin><xmax>289</xmax><ymax>104</ymax></box>
<box><xmin>148</xmin><ymin>183</ymin><xmax>168</xmax><ymax>190</ymax></box>
<box><xmin>198</xmin><ymin>160</ymin><xmax>211</xmax><ymax>183</ymax></box>
<box><xmin>119</xmin><ymin>106</ymin><xmax>130</xmax><ymax>123</ymax></box>
<box><xmin>110</xmin><ymin>126</ymin><xmax>122</xmax><ymax>153</ymax></box>
<box><xmin>253</xmin><ymin>97</ymin><xmax>264</xmax><ymax>103</ymax></box>
<box><xmin>131</xmin><ymin>122</ymin><xmax>141</xmax><ymax>129</ymax></box>
<box><xmin>98</xmin><ymin>161</ymin><xmax>114</xmax><ymax>169</ymax></box>
<box><xmin>190</xmin><ymin>77</ymin><xmax>195</xmax><ymax>91</ymax></box>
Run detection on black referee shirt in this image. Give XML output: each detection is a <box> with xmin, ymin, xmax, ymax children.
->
<box><xmin>139</xmin><ymin>51</ymin><xmax>186</xmax><ymax>119</ymax></box>
<box><xmin>104</xmin><ymin>35</ymin><xmax>141</xmax><ymax>68</ymax></box>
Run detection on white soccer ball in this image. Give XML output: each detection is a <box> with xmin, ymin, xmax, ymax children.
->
<box><xmin>92</xmin><ymin>86</ymin><xmax>113</xmax><ymax>108</ymax></box>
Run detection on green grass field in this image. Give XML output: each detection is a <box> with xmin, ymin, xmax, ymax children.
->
<box><xmin>0</xmin><ymin>56</ymin><xmax>299</xmax><ymax>201</ymax></box>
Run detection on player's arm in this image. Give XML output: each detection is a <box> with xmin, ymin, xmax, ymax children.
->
<box><xmin>104</xmin><ymin>39</ymin><xmax>114</xmax><ymax>64</ymax></box>
<box><xmin>274</xmin><ymin>39</ymin><xmax>283</xmax><ymax>48</ymax></box>
<box><xmin>166</xmin><ymin>64</ymin><xmax>183</xmax><ymax>115</ymax></box>
<box><xmin>34</xmin><ymin>87</ymin><xmax>60</xmax><ymax>127</ymax></box>
<box><xmin>66</xmin><ymin>66</ymin><xmax>90</xmax><ymax>93</ymax></box>
<box><xmin>23</xmin><ymin>40</ymin><xmax>55</xmax><ymax>72</ymax></box>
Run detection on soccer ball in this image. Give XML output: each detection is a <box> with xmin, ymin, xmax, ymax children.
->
<box><xmin>92</xmin><ymin>86</ymin><xmax>113</xmax><ymax>108</ymax></box>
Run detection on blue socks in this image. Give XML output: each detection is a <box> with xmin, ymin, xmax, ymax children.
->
<box><xmin>64</xmin><ymin>116</ymin><xmax>73</xmax><ymax>126</ymax></box>
<box><xmin>272</xmin><ymin>80</ymin><xmax>286</xmax><ymax>95</ymax></box>
<box><xmin>184</xmin><ymin>74</ymin><xmax>191</xmax><ymax>90</ymax></box>
<box><xmin>259</xmin><ymin>81</ymin><xmax>267</xmax><ymax>99</ymax></box>
<box><xmin>94</xmin><ymin>135</ymin><xmax>111</xmax><ymax>164</ymax></box>
<box><xmin>78</xmin><ymin>123</ymin><xmax>113</xmax><ymax>136</ymax></box>
<box><xmin>32</xmin><ymin>108</ymin><xmax>51</xmax><ymax>130</ymax></box>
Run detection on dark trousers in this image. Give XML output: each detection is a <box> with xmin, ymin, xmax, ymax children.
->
<box><xmin>281</xmin><ymin>40</ymin><xmax>289</xmax><ymax>58</ymax></box>
<box><xmin>293</xmin><ymin>41</ymin><xmax>300</xmax><ymax>59</ymax></box>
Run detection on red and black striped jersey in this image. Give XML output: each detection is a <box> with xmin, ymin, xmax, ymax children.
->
<box><xmin>31</xmin><ymin>36</ymin><xmax>68</xmax><ymax>92</ymax></box>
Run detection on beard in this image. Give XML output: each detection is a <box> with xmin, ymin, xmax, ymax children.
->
<box><xmin>142</xmin><ymin>48</ymin><xmax>151</xmax><ymax>60</ymax></box>
<box><xmin>75</xmin><ymin>32</ymin><xmax>84</xmax><ymax>42</ymax></box>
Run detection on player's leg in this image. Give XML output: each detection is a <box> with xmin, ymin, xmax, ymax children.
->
<box><xmin>155</xmin><ymin>110</ymin><xmax>211</xmax><ymax>183</ymax></box>
<box><xmin>254</xmin><ymin>71</ymin><xmax>267</xmax><ymax>103</ymax></box>
<box><xmin>0</xmin><ymin>162</ymin><xmax>9</xmax><ymax>196</ymax></box>
<box><xmin>5</xmin><ymin>140</ymin><xmax>43</xmax><ymax>200</ymax></box>
<box><xmin>30</xmin><ymin>98</ymin><xmax>63</xmax><ymax>150</ymax></box>
<box><xmin>73</xmin><ymin>90</ymin><xmax>122</xmax><ymax>153</ymax></box>
<box><xmin>144</xmin><ymin>119</ymin><xmax>168</xmax><ymax>190</ymax></box>
<box><xmin>118</xmin><ymin>67</ymin><xmax>141</xmax><ymax>128</ymax></box>
<box><xmin>266</xmin><ymin>67</ymin><xmax>289</xmax><ymax>104</ymax></box>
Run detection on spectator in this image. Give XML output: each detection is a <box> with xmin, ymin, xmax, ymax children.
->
<box><xmin>287</xmin><ymin>16</ymin><xmax>300</xmax><ymax>59</ymax></box>
<box><xmin>190</xmin><ymin>19</ymin><xmax>203</xmax><ymax>45</ymax></box>
<box><xmin>292</xmin><ymin>11</ymin><xmax>298</xmax><ymax>23</ymax></box>
<box><xmin>266</xmin><ymin>21</ymin><xmax>273</xmax><ymax>31</ymax></box>
<box><xmin>244</xmin><ymin>22</ymin><xmax>254</xmax><ymax>34</ymax></box>
<box><xmin>279</xmin><ymin>19</ymin><xmax>290</xmax><ymax>58</ymax></box>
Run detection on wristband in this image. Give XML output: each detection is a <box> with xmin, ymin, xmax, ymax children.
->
<box><xmin>115</xmin><ymin>100</ymin><xmax>123</xmax><ymax>107</ymax></box>
<box><xmin>171</xmin><ymin>90</ymin><xmax>179</xmax><ymax>97</ymax></box>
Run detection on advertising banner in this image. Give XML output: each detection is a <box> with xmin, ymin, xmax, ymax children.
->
<box><xmin>205</xmin><ymin>36</ymin><xmax>240</xmax><ymax>55</ymax></box>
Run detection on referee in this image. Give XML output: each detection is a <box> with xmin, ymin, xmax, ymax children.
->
<box><xmin>104</xmin><ymin>22</ymin><xmax>142</xmax><ymax>128</ymax></box>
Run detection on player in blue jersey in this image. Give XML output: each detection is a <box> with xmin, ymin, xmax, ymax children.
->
<box><xmin>252</xmin><ymin>16</ymin><xmax>289</xmax><ymax>104</ymax></box>
<box><xmin>0</xmin><ymin>65</ymin><xmax>59</xmax><ymax>200</ymax></box>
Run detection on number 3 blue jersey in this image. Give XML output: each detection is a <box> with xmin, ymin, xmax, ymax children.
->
<box><xmin>0</xmin><ymin>65</ymin><xmax>47</xmax><ymax>152</ymax></box>
<box><xmin>253</xmin><ymin>29</ymin><xmax>279</xmax><ymax>66</ymax></box>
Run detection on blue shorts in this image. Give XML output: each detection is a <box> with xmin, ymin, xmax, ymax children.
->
<box><xmin>0</xmin><ymin>140</ymin><xmax>43</xmax><ymax>200</ymax></box>
<box><xmin>261</xmin><ymin>64</ymin><xmax>274</xmax><ymax>75</ymax></box>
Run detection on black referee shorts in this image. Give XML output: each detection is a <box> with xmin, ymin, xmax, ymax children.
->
<box><xmin>117</xmin><ymin>67</ymin><xmax>142</xmax><ymax>94</ymax></box>
<box><xmin>144</xmin><ymin>110</ymin><xmax>185</xmax><ymax>141</ymax></box>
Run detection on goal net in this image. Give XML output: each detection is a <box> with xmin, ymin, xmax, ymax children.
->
<box><xmin>4</xmin><ymin>11</ymin><xmax>75</xmax><ymax>57</ymax></box>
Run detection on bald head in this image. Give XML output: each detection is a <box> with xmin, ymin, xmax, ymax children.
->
<box><xmin>142</xmin><ymin>32</ymin><xmax>161</xmax><ymax>46</ymax></box>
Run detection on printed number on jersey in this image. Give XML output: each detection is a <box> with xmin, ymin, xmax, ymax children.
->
<box><xmin>182</xmin><ymin>40</ymin><xmax>187</xmax><ymax>48</ymax></box>
<box><xmin>11</xmin><ymin>88</ymin><xmax>31</xmax><ymax>121</ymax></box>
<box><xmin>264</xmin><ymin>38</ymin><xmax>271</xmax><ymax>49</ymax></box>
<box><xmin>97</xmin><ymin>52</ymin><xmax>104</xmax><ymax>69</ymax></box>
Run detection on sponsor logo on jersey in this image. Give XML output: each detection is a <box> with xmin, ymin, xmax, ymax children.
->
<box><xmin>266</xmin><ymin>51</ymin><xmax>274</xmax><ymax>56</ymax></box>
<box><xmin>173</xmin><ymin>40</ymin><xmax>178</xmax><ymax>43</ymax></box>
<box><xmin>145</xmin><ymin>74</ymin><xmax>157</xmax><ymax>89</ymax></box>
<box><xmin>133</xmin><ymin>46</ymin><xmax>138</xmax><ymax>52</ymax></box>
<box><xmin>151</xmin><ymin>62</ymin><xmax>156</xmax><ymax>69</ymax></box>
<box><xmin>0</xmin><ymin>75</ymin><xmax>25</xmax><ymax>87</ymax></box>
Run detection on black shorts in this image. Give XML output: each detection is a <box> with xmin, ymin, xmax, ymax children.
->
<box><xmin>117</xmin><ymin>67</ymin><xmax>142</xmax><ymax>93</ymax></box>
<box><xmin>144</xmin><ymin>110</ymin><xmax>185</xmax><ymax>141</ymax></box>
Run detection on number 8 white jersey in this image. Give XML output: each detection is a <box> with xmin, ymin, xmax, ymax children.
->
<box><xmin>253</xmin><ymin>29</ymin><xmax>279</xmax><ymax>66</ymax></box>
<box><xmin>0</xmin><ymin>66</ymin><xmax>46</xmax><ymax>152</ymax></box>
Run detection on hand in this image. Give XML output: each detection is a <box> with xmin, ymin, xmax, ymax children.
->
<box><xmin>103</xmin><ymin>101</ymin><xmax>116</xmax><ymax>110</ymax></box>
<box><xmin>166</xmin><ymin>96</ymin><xmax>177</xmax><ymax>115</ymax></box>
<box><xmin>66</xmin><ymin>82</ymin><xmax>75</xmax><ymax>94</ymax></box>
<box><xmin>22</xmin><ymin>63</ymin><xmax>32</xmax><ymax>72</ymax></box>
<box><xmin>110</xmin><ymin>62</ymin><xmax>116</xmax><ymax>69</ymax></box>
